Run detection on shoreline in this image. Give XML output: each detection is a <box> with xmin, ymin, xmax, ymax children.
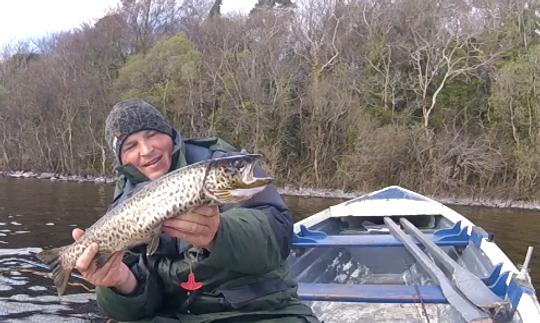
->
<box><xmin>279</xmin><ymin>185</ymin><xmax>540</xmax><ymax>211</ymax></box>
<box><xmin>1</xmin><ymin>170</ymin><xmax>539</xmax><ymax>211</ymax></box>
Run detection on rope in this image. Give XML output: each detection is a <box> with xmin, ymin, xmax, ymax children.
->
<box><xmin>402</xmin><ymin>258</ymin><xmax>431</xmax><ymax>323</ymax></box>
<box><xmin>414</xmin><ymin>283</ymin><xmax>431</xmax><ymax>323</ymax></box>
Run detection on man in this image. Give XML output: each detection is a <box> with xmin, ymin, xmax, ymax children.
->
<box><xmin>72</xmin><ymin>99</ymin><xmax>318</xmax><ymax>322</ymax></box>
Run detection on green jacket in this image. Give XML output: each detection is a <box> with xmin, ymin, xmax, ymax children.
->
<box><xmin>96</xmin><ymin>131</ymin><xmax>318</xmax><ymax>323</ymax></box>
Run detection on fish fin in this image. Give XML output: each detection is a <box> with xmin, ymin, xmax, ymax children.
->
<box><xmin>95</xmin><ymin>251</ymin><xmax>114</xmax><ymax>269</ymax></box>
<box><xmin>37</xmin><ymin>247</ymin><xmax>72</xmax><ymax>296</ymax></box>
<box><xmin>146</xmin><ymin>233</ymin><xmax>161</xmax><ymax>256</ymax></box>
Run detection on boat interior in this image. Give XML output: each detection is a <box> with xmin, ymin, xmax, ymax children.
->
<box><xmin>289</xmin><ymin>214</ymin><xmax>494</xmax><ymax>283</ymax></box>
<box><xmin>288</xmin><ymin>213</ymin><xmax>528</xmax><ymax>323</ymax></box>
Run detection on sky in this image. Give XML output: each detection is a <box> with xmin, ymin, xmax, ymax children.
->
<box><xmin>0</xmin><ymin>0</ymin><xmax>257</xmax><ymax>48</ymax></box>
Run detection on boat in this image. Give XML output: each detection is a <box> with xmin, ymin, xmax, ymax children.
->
<box><xmin>288</xmin><ymin>185</ymin><xmax>540</xmax><ymax>323</ymax></box>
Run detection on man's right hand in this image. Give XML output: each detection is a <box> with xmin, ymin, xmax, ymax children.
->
<box><xmin>72</xmin><ymin>228</ymin><xmax>138</xmax><ymax>294</ymax></box>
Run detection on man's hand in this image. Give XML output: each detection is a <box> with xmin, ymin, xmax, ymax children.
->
<box><xmin>72</xmin><ymin>228</ymin><xmax>137</xmax><ymax>294</ymax></box>
<box><xmin>163</xmin><ymin>205</ymin><xmax>220</xmax><ymax>251</ymax></box>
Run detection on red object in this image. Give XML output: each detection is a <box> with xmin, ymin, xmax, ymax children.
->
<box><xmin>180</xmin><ymin>272</ymin><xmax>202</xmax><ymax>291</ymax></box>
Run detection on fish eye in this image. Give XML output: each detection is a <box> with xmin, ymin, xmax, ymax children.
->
<box><xmin>233</xmin><ymin>159</ymin><xmax>246</xmax><ymax>170</ymax></box>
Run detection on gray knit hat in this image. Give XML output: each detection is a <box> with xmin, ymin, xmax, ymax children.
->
<box><xmin>105</xmin><ymin>99</ymin><xmax>173</xmax><ymax>164</ymax></box>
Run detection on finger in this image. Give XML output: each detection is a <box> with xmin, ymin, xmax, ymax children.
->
<box><xmin>164</xmin><ymin>218</ymin><xmax>209</xmax><ymax>234</ymax></box>
<box><xmin>162</xmin><ymin>226</ymin><xmax>186</xmax><ymax>240</ymax></box>
<box><xmin>98</xmin><ymin>251</ymin><xmax>124</xmax><ymax>275</ymax></box>
<box><xmin>109</xmin><ymin>251</ymin><xmax>125</xmax><ymax>266</ymax></box>
<box><xmin>175</xmin><ymin>231</ymin><xmax>214</xmax><ymax>250</ymax></box>
<box><xmin>76</xmin><ymin>243</ymin><xmax>98</xmax><ymax>272</ymax></box>
<box><xmin>180</xmin><ymin>211</ymin><xmax>216</xmax><ymax>226</ymax></box>
<box><xmin>72</xmin><ymin>228</ymin><xmax>85</xmax><ymax>241</ymax></box>
<box><xmin>193</xmin><ymin>205</ymin><xmax>219</xmax><ymax>217</ymax></box>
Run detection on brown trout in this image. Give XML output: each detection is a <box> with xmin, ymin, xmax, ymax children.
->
<box><xmin>37</xmin><ymin>154</ymin><xmax>272</xmax><ymax>296</ymax></box>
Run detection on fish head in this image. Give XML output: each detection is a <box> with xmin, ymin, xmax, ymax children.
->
<box><xmin>203</xmin><ymin>154</ymin><xmax>273</xmax><ymax>203</ymax></box>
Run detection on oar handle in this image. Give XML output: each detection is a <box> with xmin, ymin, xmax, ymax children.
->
<box><xmin>400</xmin><ymin>218</ymin><xmax>460</xmax><ymax>273</ymax></box>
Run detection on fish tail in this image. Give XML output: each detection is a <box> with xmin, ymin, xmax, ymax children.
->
<box><xmin>37</xmin><ymin>247</ymin><xmax>73</xmax><ymax>296</ymax></box>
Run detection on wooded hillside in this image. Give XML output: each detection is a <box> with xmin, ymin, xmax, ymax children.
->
<box><xmin>1</xmin><ymin>0</ymin><xmax>539</xmax><ymax>200</ymax></box>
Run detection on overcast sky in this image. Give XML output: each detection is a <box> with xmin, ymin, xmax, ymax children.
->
<box><xmin>0</xmin><ymin>0</ymin><xmax>256</xmax><ymax>48</ymax></box>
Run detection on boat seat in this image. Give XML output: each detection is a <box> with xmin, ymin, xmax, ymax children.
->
<box><xmin>298</xmin><ymin>283</ymin><xmax>447</xmax><ymax>303</ymax></box>
<box><xmin>292</xmin><ymin>224</ymin><xmax>471</xmax><ymax>248</ymax></box>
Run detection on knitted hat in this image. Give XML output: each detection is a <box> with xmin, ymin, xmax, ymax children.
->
<box><xmin>105</xmin><ymin>99</ymin><xmax>173</xmax><ymax>164</ymax></box>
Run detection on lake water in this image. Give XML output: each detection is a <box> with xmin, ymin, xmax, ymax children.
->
<box><xmin>0</xmin><ymin>177</ymin><xmax>538</xmax><ymax>322</ymax></box>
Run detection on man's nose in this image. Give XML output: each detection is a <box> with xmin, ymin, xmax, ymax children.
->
<box><xmin>139</xmin><ymin>140</ymin><xmax>154</xmax><ymax>155</ymax></box>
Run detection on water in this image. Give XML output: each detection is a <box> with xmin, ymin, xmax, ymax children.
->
<box><xmin>0</xmin><ymin>177</ymin><xmax>539</xmax><ymax>321</ymax></box>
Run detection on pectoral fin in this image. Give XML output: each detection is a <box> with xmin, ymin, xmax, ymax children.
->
<box><xmin>146</xmin><ymin>226</ymin><xmax>162</xmax><ymax>256</ymax></box>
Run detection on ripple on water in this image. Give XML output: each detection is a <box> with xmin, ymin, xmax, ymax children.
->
<box><xmin>0</xmin><ymin>248</ymin><xmax>42</xmax><ymax>256</ymax></box>
<box><xmin>0</xmin><ymin>276</ymin><xmax>28</xmax><ymax>286</ymax></box>
<box><xmin>0</xmin><ymin>249</ymin><xmax>106</xmax><ymax>322</ymax></box>
<box><xmin>0</xmin><ymin>293</ymin><xmax>102</xmax><ymax>322</ymax></box>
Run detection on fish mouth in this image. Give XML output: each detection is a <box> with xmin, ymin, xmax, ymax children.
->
<box><xmin>203</xmin><ymin>154</ymin><xmax>274</xmax><ymax>203</ymax></box>
<box><xmin>239</xmin><ymin>157</ymin><xmax>273</xmax><ymax>188</ymax></box>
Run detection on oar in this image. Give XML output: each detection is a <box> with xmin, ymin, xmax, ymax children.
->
<box><xmin>384</xmin><ymin>217</ymin><xmax>492</xmax><ymax>323</ymax></box>
<box><xmin>399</xmin><ymin>218</ymin><xmax>511</xmax><ymax>320</ymax></box>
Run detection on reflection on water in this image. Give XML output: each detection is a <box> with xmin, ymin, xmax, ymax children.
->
<box><xmin>0</xmin><ymin>248</ymin><xmax>102</xmax><ymax>322</ymax></box>
<box><xmin>0</xmin><ymin>178</ymin><xmax>110</xmax><ymax>249</ymax></box>
<box><xmin>453</xmin><ymin>205</ymin><xmax>540</xmax><ymax>270</ymax></box>
<box><xmin>0</xmin><ymin>177</ymin><xmax>539</xmax><ymax>321</ymax></box>
<box><xmin>0</xmin><ymin>178</ymin><xmax>111</xmax><ymax>322</ymax></box>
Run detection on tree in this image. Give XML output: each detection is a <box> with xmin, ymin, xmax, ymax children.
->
<box><xmin>401</xmin><ymin>0</ymin><xmax>500</xmax><ymax>129</ymax></box>
<box><xmin>208</xmin><ymin>0</ymin><xmax>222</xmax><ymax>18</ymax></box>
<box><xmin>115</xmin><ymin>33</ymin><xmax>201</xmax><ymax>118</ymax></box>
<box><xmin>489</xmin><ymin>44</ymin><xmax>540</xmax><ymax>145</ymax></box>
<box><xmin>119</xmin><ymin>0</ymin><xmax>184</xmax><ymax>53</ymax></box>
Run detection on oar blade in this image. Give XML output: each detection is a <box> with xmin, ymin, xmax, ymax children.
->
<box><xmin>399</xmin><ymin>218</ymin><xmax>512</xmax><ymax>320</ymax></box>
<box><xmin>384</xmin><ymin>217</ymin><xmax>492</xmax><ymax>323</ymax></box>
<box><xmin>453</xmin><ymin>270</ymin><xmax>512</xmax><ymax>321</ymax></box>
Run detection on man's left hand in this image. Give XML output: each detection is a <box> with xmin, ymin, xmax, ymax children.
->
<box><xmin>163</xmin><ymin>205</ymin><xmax>220</xmax><ymax>251</ymax></box>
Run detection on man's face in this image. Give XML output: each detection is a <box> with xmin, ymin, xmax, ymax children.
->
<box><xmin>120</xmin><ymin>129</ymin><xmax>174</xmax><ymax>180</ymax></box>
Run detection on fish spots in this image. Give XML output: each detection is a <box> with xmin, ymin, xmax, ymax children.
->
<box><xmin>50</xmin><ymin>156</ymin><xmax>264</xmax><ymax>274</ymax></box>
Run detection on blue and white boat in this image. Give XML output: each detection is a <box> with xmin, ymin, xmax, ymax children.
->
<box><xmin>289</xmin><ymin>186</ymin><xmax>540</xmax><ymax>323</ymax></box>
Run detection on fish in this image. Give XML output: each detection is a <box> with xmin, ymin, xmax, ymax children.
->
<box><xmin>37</xmin><ymin>154</ymin><xmax>272</xmax><ymax>296</ymax></box>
